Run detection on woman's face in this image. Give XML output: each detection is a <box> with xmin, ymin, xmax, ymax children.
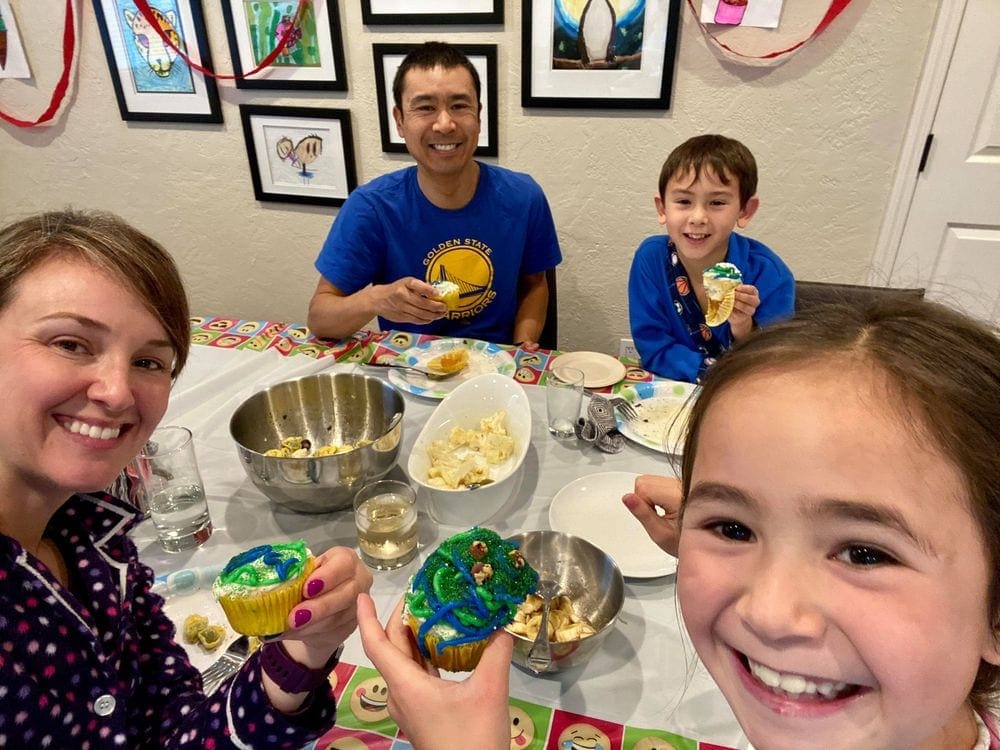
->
<box><xmin>0</xmin><ymin>256</ymin><xmax>174</xmax><ymax>500</ymax></box>
<box><xmin>678</xmin><ymin>366</ymin><xmax>1000</xmax><ymax>750</ymax></box>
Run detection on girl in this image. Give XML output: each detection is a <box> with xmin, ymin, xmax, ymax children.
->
<box><xmin>360</xmin><ymin>299</ymin><xmax>1000</xmax><ymax>750</ymax></box>
<box><xmin>0</xmin><ymin>210</ymin><xmax>373</xmax><ymax>748</ymax></box>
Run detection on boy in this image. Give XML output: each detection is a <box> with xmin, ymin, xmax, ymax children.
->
<box><xmin>628</xmin><ymin>134</ymin><xmax>794</xmax><ymax>381</ymax></box>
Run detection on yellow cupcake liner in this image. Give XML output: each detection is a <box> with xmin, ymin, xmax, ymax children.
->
<box><xmin>408</xmin><ymin>612</ymin><xmax>489</xmax><ymax>672</ymax></box>
<box><xmin>704</xmin><ymin>289</ymin><xmax>737</xmax><ymax>326</ymax></box>
<box><xmin>218</xmin><ymin>556</ymin><xmax>315</xmax><ymax>636</ymax></box>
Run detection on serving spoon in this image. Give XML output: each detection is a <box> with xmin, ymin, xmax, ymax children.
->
<box><xmin>526</xmin><ymin>578</ymin><xmax>560</xmax><ymax>674</ymax></box>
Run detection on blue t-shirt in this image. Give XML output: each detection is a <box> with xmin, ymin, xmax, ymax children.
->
<box><xmin>628</xmin><ymin>233</ymin><xmax>795</xmax><ymax>382</ymax></box>
<box><xmin>315</xmin><ymin>163</ymin><xmax>562</xmax><ymax>343</ymax></box>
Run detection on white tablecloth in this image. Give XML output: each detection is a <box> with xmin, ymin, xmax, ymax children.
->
<box><xmin>132</xmin><ymin>343</ymin><xmax>748</xmax><ymax>748</ymax></box>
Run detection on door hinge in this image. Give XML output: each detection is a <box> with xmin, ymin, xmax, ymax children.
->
<box><xmin>918</xmin><ymin>133</ymin><xmax>934</xmax><ymax>173</ymax></box>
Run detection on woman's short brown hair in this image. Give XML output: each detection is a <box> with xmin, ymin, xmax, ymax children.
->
<box><xmin>680</xmin><ymin>299</ymin><xmax>1000</xmax><ymax>711</ymax></box>
<box><xmin>0</xmin><ymin>209</ymin><xmax>191</xmax><ymax>375</ymax></box>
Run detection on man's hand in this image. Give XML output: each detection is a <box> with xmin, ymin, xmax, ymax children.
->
<box><xmin>728</xmin><ymin>283</ymin><xmax>760</xmax><ymax>341</ymax></box>
<box><xmin>373</xmin><ymin>277</ymin><xmax>448</xmax><ymax>326</ymax></box>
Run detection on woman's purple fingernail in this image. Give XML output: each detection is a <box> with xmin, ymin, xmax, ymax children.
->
<box><xmin>294</xmin><ymin>608</ymin><xmax>312</xmax><ymax>628</ymax></box>
<box><xmin>306</xmin><ymin>578</ymin><xmax>324</xmax><ymax>598</ymax></box>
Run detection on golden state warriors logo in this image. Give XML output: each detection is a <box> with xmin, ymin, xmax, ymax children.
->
<box><xmin>424</xmin><ymin>239</ymin><xmax>497</xmax><ymax>320</ymax></box>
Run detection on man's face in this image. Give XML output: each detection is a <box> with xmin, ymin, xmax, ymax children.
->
<box><xmin>393</xmin><ymin>64</ymin><xmax>481</xmax><ymax>181</ymax></box>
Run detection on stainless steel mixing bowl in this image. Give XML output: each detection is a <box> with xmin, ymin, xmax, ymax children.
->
<box><xmin>229</xmin><ymin>373</ymin><xmax>405</xmax><ymax>513</ymax></box>
<box><xmin>505</xmin><ymin>530</ymin><xmax>625</xmax><ymax>674</ymax></box>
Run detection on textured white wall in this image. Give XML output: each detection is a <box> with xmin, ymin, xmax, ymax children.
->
<box><xmin>0</xmin><ymin>0</ymin><xmax>938</xmax><ymax>354</ymax></box>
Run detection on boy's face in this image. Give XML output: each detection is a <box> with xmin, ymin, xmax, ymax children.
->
<box><xmin>655</xmin><ymin>167</ymin><xmax>758</xmax><ymax>269</ymax></box>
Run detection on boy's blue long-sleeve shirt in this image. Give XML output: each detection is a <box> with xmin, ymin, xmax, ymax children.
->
<box><xmin>628</xmin><ymin>233</ymin><xmax>795</xmax><ymax>382</ymax></box>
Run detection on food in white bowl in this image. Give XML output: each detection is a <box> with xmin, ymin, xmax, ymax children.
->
<box><xmin>426</xmin><ymin>409</ymin><xmax>515</xmax><ymax>489</ymax></box>
<box><xmin>408</xmin><ymin>373</ymin><xmax>531</xmax><ymax>525</ymax></box>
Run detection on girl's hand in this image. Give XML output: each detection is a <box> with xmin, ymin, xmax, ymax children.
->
<box><xmin>728</xmin><ymin>283</ymin><xmax>760</xmax><ymax>340</ymax></box>
<box><xmin>357</xmin><ymin>594</ymin><xmax>511</xmax><ymax>750</ymax></box>
<box><xmin>622</xmin><ymin>474</ymin><xmax>682</xmax><ymax>557</ymax></box>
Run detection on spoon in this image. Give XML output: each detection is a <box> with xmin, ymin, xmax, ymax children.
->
<box><xmin>363</xmin><ymin>361</ymin><xmax>462</xmax><ymax>381</ymax></box>
<box><xmin>526</xmin><ymin>578</ymin><xmax>560</xmax><ymax>674</ymax></box>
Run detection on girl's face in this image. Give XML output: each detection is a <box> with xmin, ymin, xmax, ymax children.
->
<box><xmin>678</xmin><ymin>366</ymin><xmax>1000</xmax><ymax>750</ymax></box>
<box><xmin>0</xmin><ymin>256</ymin><xmax>174</xmax><ymax>502</ymax></box>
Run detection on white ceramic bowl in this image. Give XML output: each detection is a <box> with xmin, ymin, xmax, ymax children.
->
<box><xmin>408</xmin><ymin>373</ymin><xmax>530</xmax><ymax>525</ymax></box>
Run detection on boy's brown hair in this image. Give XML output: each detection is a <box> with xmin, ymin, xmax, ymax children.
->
<box><xmin>658</xmin><ymin>134</ymin><xmax>758</xmax><ymax>208</ymax></box>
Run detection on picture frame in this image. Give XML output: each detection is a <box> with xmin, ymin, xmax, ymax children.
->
<box><xmin>92</xmin><ymin>0</ymin><xmax>222</xmax><ymax>123</ymax></box>
<box><xmin>372</xmin><ymin>43</ymin><xmax>498</xmax><ymax>158</ymax></box>
<box><xmin>239</xmin><ymin>104</ymin><xmax>357</xmax><ymax>207</ymax></box>
<box><xmin>361</xmin><ymin>0</ymin><xmax>503</xmax><ymax>26</ymax></box>
<box><xmin>221</xmin><ymin>0</ymin><xmax>347</xmax><ymax>91</ymax></box>
<box><xmin>522</xmin><ymin>0</ymin><xmax>681</xmax><ymax>110</ymax></box>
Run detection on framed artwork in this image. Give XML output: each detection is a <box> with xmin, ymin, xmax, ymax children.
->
<box><xmin>221</xmin><ymin>0</ymin><xmax>347</xmax><ymax>90</ymax></box>
<box><xmin>372</xmin><ymin>43</ymin><xmax>498</xmax><ymax>158</ymax></box>
<box><xmin>361</xmin><ymin>0</ymin><xmax>503</xmax><ymax>25</ymax></box>
<box><xmin>92</xmin><ymin>0</ymin><xmax>222</xmax><ymax>122</ymax></box>
<box><xmin>239</xmin><ymin>104</ymin><xmax>357</xmax><ymax>207</ymax></box>
<box><xmin>522</xmin><ymin>0</ymin><xmax>681</xmax><ymax>110</ymax></box>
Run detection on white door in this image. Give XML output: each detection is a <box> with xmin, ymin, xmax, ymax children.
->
<box><xmin>887</xmin><ymin>0</ymin><xmax>1000</xmax><ymax>324</ymax></box>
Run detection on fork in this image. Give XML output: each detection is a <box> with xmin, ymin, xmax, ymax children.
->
<box><xmin>201</xmin><ymin>635</ymin><xmax>251</xmax><ymax>694</ymax></box>
<box><xmin>610</xmin><ymin>398</ymin><xmax>640</xmax><ymax>422</ymax></box>
<box><xmin>362</xmin><ymin>362</ymin><xmax>461</xmax><ymax>380</ymax></box>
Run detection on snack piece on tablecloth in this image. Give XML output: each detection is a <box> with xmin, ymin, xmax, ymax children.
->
<box><xmin>213</xmin><ymin>541</ymin><xmax>315</xmax><ymax>637</ymax></box>
<box><xmin>432</xmin><ymin>280</ymin><xmax>461</xmax><ymax>310</ymax></box>
<box><xmin>404</xmin><ymin>528</ymin><xmax>538</xmax><ymax>671</ymax></box>
<box><xmin>702</xmin><ymin>262</ymin><xmax>743</xmax><ymax>326</ymax></box>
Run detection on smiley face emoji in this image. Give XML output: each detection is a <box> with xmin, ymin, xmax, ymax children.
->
<box><xmin>207</xmin><ymin>318</ymin><xmax>235</xmax><ymax>331</ymax></box>
<box><xmin>243</xmin><ymin>337</ymin><xmax>267</xmax><ymax>352</ymax></box>
<box><xmin>625</xmin><ymin>366</ymin><xmax>648</xmax><ymax>381</ymax></box>
<box><xmin>390</xmin><ymin>332</ymin><xmax>414</xmax><ymax>348</ymax></box>
<box><xmin>287</xmin><ymin>326</ymin><xmax>309</xmax><ymax>341</ymax></box>
<box><xmin>631</xmin><ymin>736</ymin><xmax>681</xmax><ymax>750</ymax></box>
<box><xmin>237</xmin><ymin>321</ymin><xmax>260</xmax><ymax>334</ymax></box>
<box><xmin>348</xmin><ymin>675</ymin><xmax>389</xmax><ymax>722</ymax></box>
<box><xmin>519</xmin><ymin>353</ymin><xmax>542</xmax><ymax>367</ymax></box>
<box><xmin>324</xmin><ymin>738</ymin><xmax>370</xmax><ymax>750</ymax></box>
<box><xmin>508</xmin><ymin>705</ymin><xmax>535</xmax><ymax>748</ymax></box>
<box><xmin>514</xmin><ymin>366</ymin><xmax>536</xmax><ymax>384</ymax></box>
<box><xmin>190</xmin><ymin>331</ymin><xmax>214</xmax><ymax>345</ymax></box>
<box><xmin>558</xmin><ymin>723</ymin><xmax>610</xmax><ymax>750</ymax></box>
<box><xmin>215</xmin><ymin>335</ymin><xmax>243</xmax><ymax>348</ymax></box>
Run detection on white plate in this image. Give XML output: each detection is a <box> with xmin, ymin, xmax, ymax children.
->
<box><xmin>616</xmin><ymin>380</ymin><xmax>699</xmax><ymax>455</ymax></box>
<box><xmin>550</xmin><ymin>351</ymin><xmax>627</xmax><ymax>389</ymax></box>
<box><xmin>154</xmin><ymin>565</ymin><xmax>240</xmax><ymax>673</ymax></box>
<box><xmin>549</xmin><ymin>471</ymin><xmax>677</xmax><ymax>579</ymax></box>
<box><xmin>388</xmin><ymin>338</ymin><xmax>516</xmax><ymax>400</ymax></box>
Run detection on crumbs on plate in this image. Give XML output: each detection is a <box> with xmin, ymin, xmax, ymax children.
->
<box><xmin>426</xmin><ymin>410</ymin><xmax>514</xmax><ymax>489</ymax></box>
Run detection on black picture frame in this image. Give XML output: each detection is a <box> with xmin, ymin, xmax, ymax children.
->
<box><xmin>361</xmin><ymin>0</ymin><xmax>503</xmax><ymax>25</ymax></box>
<box><xmin>92</xmin><ymin>0</ymin><xmax>222</xmax><ymax>123</ymax></box>
<box><xmin>522</xmin><ymin>0</ymin><xmax>681</xmax><ymax>110</ymax></box>
<box><xmin>221</xmin><ymin>0</ymin><xmax>347</xmax><ymax>91</ymax></box>
<box><xmin>239</xmin><ymin>104</ymin><xmax>358</xmax><ymax>207</ymax></box>
<box><xmin>372</xmin><ymin>43</ymin><xmax>498</xmax><ymax>158</ymax></box>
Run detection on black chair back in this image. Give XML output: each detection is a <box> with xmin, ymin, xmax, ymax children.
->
<box><xmin>538</xmin><ymin>268</ymin><xmax>558</xmax><ymax>350</ymax></box>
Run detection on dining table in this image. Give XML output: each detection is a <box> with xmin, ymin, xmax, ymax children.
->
<box><xmin>132</xmin><ymin>316</ymin><xmax>749</xmax><ymax>750</ymax></box>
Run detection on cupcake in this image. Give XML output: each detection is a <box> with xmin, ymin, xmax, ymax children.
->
<box><xmin>432</xmin><ymin>280</ymin><xmax>461</xmax><ymax>310</ymax></box>
<box><xmin>702</xmin><ymin>262</ymin><xmax>743</xmax><ymax>326</ymax></box>
<box><xmin>404</xmin><ymin>528</ymin><xmax>538</xmax><ymax>672</ymax></box>
<box><xmin>213</xmin><ymin>540</ymin><xmax>315</xmax><ymax>636</ymax></box>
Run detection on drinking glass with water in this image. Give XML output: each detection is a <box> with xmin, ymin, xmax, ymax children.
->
<box><xmin>136</xmin><ymin>426</ymin><xmax>213</xmax><ymax>552</ymax></box>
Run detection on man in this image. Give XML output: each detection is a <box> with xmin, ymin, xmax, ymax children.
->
<box><xmin>307</xmin><ymin>42</ymin><xmax>561</xmax><ymax>349</ymax></box>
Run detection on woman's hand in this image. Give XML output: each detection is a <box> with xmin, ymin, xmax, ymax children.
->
<box><xmin>622</xmin><ymin>474</ymin><xmax>682</xmax><ymax>557</ymax></box>
<box><xmin>357</xmin><ymin>594</ymin><xmax>511</xmax><ymax>750</ymax></box>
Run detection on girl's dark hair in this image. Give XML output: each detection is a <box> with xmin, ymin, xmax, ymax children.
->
<box><xmin>680</xmin><ymin>299</ymin><xmax>1000</xmax><ymax>710</ymax></box>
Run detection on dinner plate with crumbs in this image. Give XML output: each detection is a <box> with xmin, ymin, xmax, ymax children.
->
<box><xmin>153</xmin><ymin>564</ymin><xmax>242</xmax><ymax>673</ymax></box>
<box><xmin>549</xmin><ymin>471</ymin><xmax>677</xmax><ymax>579</ymax></box>
<box><xmin>549</xmin><ymin>351</ymin><xmax>627</xmax><ymax>389</ymax></box>
<box><xmin>616</xmin><ymin>380</ymin><xmax>698</xmax><ymax>455</ymax></box>
<box><xmin>388</xmin><ymin>338</ymin><xmax>516</xmax><ymax>399</ymax></box>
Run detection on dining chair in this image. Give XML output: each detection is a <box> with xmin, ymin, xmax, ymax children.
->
<box><xmin>795</xmin><ymin>280</ymin><xmax>925</xmax><ymax>315</ymax></box>
<box><xmin>537</xmin><ymin>267</ymin><xmax>559</xmax><ymax>350</ymax></box>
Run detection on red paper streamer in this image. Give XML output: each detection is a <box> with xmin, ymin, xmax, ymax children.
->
<box><xmin>0</xmin><ymin>0</ymin><xmax>77</xmax><ymax>128</ymax></box>
<box><xmin>687</xmin><ymin>0</ymin><xmax>853</xmax><ymax>62</ymax></box>
<box><xmin>132</xmin><ymin>0</ymin><xmax>306</xmax><ymax>80</ymax></box>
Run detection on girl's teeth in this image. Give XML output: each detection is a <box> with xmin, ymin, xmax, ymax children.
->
<box><xmin>67</xmin><ymin>421</ymin><xmax>120</xmax><ymax>440</ymax></box>
<box><xmin>748</xmin><ymin>659</ymin><xmax>848</xmax><ymax>699</ymax></box>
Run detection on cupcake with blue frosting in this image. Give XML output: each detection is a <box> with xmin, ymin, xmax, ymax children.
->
<box><xmin>404</xmin><ymin>528</ymin><xmax>538</xmax><ymax>671</ymax></box>
<box><xmin>213</xmin><ymin>541</ymin><xmax>314</xmax><ymax>636</ymax></box>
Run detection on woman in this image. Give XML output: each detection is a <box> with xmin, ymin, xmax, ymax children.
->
<box><xmin>0</xmin><ymin>210</ymin><xmax>372</xmax><ymax>748</ymax></box>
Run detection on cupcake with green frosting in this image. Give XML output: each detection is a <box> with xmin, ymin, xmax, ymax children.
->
<box><xmin>213</xmin><ymin>541</ymin><xmax>314</xmax><ymax>636</ymax></box>
<box><xmin>404</xmin><ymin>528</ymin><xmax>538</xmax><ymax>672</ymax></box>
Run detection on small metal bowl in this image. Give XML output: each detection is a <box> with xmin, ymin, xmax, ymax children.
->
<box><xmin>505</xmin><ymin>530</ymin><xmax>625</xmax><ymax>674</ymax></box>
<box><xmin>229</xmin><ymin>373</ymin><xmax>405</xmax><ymax>513</ymax></box>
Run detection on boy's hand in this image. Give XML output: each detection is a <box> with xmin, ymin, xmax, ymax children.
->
<box><xmin>728</xmin><ymin>283</ymin><xmax>760</xmax><ymax>340</ymax></box>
